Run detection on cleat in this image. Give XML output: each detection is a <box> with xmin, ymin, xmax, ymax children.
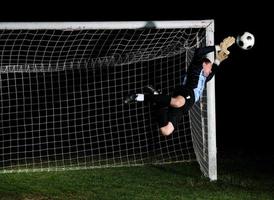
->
<box><xmin>124</xmin><ymin>94</ymin><xmax>137</xmax><ymax>104</ymax></box>
<box><xmin>144</xmin><ymin>85</ymin><xmax>160</xmax><ymax>95</ymax></box>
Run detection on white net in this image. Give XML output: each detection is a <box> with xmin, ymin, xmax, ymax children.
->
<box><xmin>0</xmin><ymin>22</ymin><xmax>215</xmax><ymax>179</ymax></box>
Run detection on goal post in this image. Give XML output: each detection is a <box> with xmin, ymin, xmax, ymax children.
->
<box><xmin>0</xmin><ymin>20</ymin><xmax>217</xmax><ymax>180</ymax></box>
<box><xmin>206</xmin><ymin>22</ymin><xmax>217</xmax><ymax>181</ymax></box>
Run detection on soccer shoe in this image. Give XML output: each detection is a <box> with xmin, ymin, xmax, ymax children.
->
<box><xmin>124</xmin><ymin>94</ymin><xmax>138</xmax><ymax>104</ymax></box>
<box><xmin>144</xmin><ymin>85</ymin><xmax>160</xmax><ymax>95</ymax></box>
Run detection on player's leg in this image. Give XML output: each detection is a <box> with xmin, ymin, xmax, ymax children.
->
<box><xmin>124</xmin><ymin>85</ymin><xmax>189</xmax><ymax>109</ymax></box>
<box><xmin>160</xmin><ymin>122</ymin><xmax>174</xmax><ymax>136</ymax></box>
<box><xmin>143</xmin><ymin>85</ymin><xmax>188</xmax><ymax>109</ymax></box>
<box><xmin>125</xmin><ymin>93</ymin><xmax>184</xmax><ymax>109</ymax></box>
<box><xmin>172</xmin><ymin>86</ymin><xmax>194</xmax><ymax>110</ymax></box>
<box><xmin>124</xmin><ymin>85</ymin><xmax>171</xmax><ymax>106</ymax></box>
<box><xmin>170</xmin><ymin>95</ymin><xmax>185</xmax><ymax>108</ymax></box>
<box><xmin>140</xmin><ymin>85</ymin><xmax>172</xmax><ymax>107</ymax></box>
<box><xmin>158</xmin><ymin>87</ymin><xmax>195</xmax><ymax>136</ymax></box>
<box><xmin>153</xmin><ymin>106</ymin><xmax>175</xmax><ymax>136</ymax></box>
<box><xmin>158</xmin><ymin>106</ymin><xmax>182</xmax><ymax>136</ymax></box>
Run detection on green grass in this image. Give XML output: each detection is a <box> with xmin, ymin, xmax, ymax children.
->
<box><xmin>0</xmin><ymin>157</ymin><xmax>273</xmax><ymax>200</ymax></box>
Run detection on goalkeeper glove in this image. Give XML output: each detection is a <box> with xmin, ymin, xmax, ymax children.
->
<box><xmin>219</xmin><ymin>36</ymin><xmax>235</xmax><ymax>54</ymax></box>
<box><xmin>215</xmin><ymin>50</ymin><xmax>229</xmax><ymax>65</ymax></box>
<box><xmin>214</xmin><ymin>36</ymin><xmax>235</xmax><ymax>65</ymax></box>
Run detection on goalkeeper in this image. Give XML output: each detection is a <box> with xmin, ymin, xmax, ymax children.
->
<box><xmin>125</xmin><ymin>36</ymin><xmax>235</xmax><ymax>136</ymax></box>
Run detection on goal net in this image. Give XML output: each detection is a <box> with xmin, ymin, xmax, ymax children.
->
<box><xmin>0</xmin><ymin>21</ymin><xmax>216</xmax><ymax>180</ymax></box>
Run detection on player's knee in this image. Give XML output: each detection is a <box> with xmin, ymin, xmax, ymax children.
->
<box><xmin>160</xmin><ymin>122</ymin><xmax>174</xmax><ymax>136</ymax></box>
<box><xmin>171</xmin><ymin>96</ymin><xmax>185</xmax><ymax>108</ymax></box>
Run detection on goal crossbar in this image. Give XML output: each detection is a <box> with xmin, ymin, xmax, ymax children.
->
<box><xmin>0</xmin><ymin>20</ymin><xmax>214</xmax><ymax>30</ymax></box>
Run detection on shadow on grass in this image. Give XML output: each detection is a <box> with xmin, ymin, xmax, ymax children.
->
<box><xmin>217</xmin><ymin>151</ymin><xmax>274</xmax><ymax>193</ymax></box>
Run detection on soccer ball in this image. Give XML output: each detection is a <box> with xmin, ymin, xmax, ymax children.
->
<box><xmin>236</xmin><ymin>32</ymin><xmax>255</xmax><ymax>50</ymax></box>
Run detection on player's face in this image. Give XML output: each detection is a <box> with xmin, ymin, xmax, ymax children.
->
<box><xmin>202</xmin><ymin>62</ymin><xmax>213</xmax><ymax>77</ymax></box>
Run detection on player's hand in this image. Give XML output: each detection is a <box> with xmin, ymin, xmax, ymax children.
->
<box><xmin>216</xmin><ymin>50</ymin><xmax>229</xmax><ymax>63</ymax></box>
<box><xmin>219</xmin><ymin>36</ymin><xmax>235</xmax><ymax>54</ymax></box>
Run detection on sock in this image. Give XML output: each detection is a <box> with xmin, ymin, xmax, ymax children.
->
<box><xmin>135</xmin><ymin>94</ymin><xmax>144</xmax><ymax>101</ymax></box>
<box><xmin>145</xmin><ymin>94</ymin><xmax>171</xmax><ymax>107</ymax></box>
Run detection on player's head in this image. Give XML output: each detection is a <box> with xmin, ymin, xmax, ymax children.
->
<box><xmin>202</xmin><ymin>58</ymin><xmax>213</xmax><ymax>77</ymax></box>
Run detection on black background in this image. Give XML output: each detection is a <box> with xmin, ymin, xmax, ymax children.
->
<box><xmin>0</xmin><ymin>1</ymin><xmax>272</xmax><ymax>157</ymax></box>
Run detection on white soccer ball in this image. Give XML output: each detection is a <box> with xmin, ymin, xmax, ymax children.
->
<box><xmin>236</xmin><ymin>32</ymin><xmax>255</xmax><ymax>50</ymax></box>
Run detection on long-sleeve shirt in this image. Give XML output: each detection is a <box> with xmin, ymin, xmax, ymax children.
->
<box><xmin>183</xmin><ymin>46</ymin><xmax>220</xmax><ymax>102</ymax></box>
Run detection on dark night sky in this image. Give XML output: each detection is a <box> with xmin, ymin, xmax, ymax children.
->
<box><xmin>0</xmin><ymin>1</ymin><xmax>272</xmax><ymax>155</ymax></box>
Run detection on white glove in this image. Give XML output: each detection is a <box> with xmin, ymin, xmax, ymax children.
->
<box><xmin>219</xmin><ymin>36</ymin><xmax>235</xmax><ymax>55</ymax></box>
<box><xmin>216</xmin><ymin>50</ymin><xmax>229</xmax><ymax>63</ymax></box>
<box><xmin>214</xmin><ymin>36</ymin><xmax>235</xmax><ymax>65</ymax></box>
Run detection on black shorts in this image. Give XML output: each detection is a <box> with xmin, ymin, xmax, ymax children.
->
<box><xmin>154</xmin><ymin>86</ymin><xmax>195</xmax><ymax>128</ymax></box>
<box><xmin>172</xmin><ymin>86</ymin><xmax>195</xmax><ymax>114</ymax></box>
<box><xmin>160</xmin><ymin>86</ymin><xmax>195</xmax><ymax>127</ymax></box>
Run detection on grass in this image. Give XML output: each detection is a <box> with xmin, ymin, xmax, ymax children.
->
<box><xmin>0</xmin><ymin>155</ymin><xmax>273</xmax><ymax>200</ymax></box>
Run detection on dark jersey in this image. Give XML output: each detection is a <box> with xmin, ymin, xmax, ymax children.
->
<box><xmin>183</xmin><ymin>46</ymin><xmax>218</xmax><ymax>90</ymax></box>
